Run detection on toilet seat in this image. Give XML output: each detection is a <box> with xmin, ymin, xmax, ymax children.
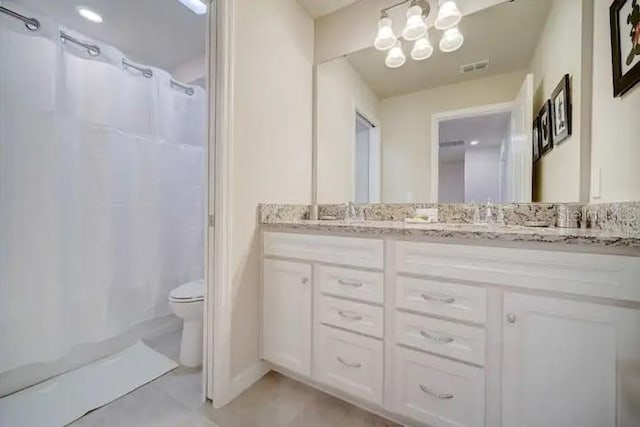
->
<box><xmin>169</xmin><ymin>279</ymin><xmax>204</xmax><ymax>303</ymax></box>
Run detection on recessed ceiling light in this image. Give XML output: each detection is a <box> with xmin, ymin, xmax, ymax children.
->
<box><xmin>177</xmin><ymin>0</ymin><xmax>208</xmax><ymax>15</ymax></box>
<box><xmin>77</xmin><ymin>6</ymin><xmax>103</xmax><ymax>23</ymax></box>
<box><xmin>470</xmin><ymin>140</ymin><xmax>479</xmax><ymax>146</ymax></box>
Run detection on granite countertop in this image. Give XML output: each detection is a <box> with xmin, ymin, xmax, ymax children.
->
<box><xmin>262</xmin><ymin>219</ymin><xmax>640</xmax><ymax>249</ymax></box>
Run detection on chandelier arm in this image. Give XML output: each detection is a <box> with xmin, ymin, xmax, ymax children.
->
<box><xmin>380</xmin><ymin>0</ymin><xmax>412</xmax><ymax>16</ymax></box>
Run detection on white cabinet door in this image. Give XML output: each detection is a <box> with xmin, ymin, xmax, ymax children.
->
<box><xmin>502</xmin><ymin>293</ymin><xmax>616</xmax><ymax>427</ymax></box>
<box><xmin>262</xmin><ymin>259</ymin><xmax>312</xmax><ymax>377</ymax></box>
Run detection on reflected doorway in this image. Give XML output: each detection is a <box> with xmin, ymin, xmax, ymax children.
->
<box><xmin>354</xmin><ymin>112</ymin><xmax>381</xmax><ymax>203</ymax></box>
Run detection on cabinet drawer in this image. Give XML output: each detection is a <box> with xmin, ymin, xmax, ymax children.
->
<box><xmin>314</xmin><ymin>326</ymin><xmax>383</xmax><ymax>405</ymax></box>
<box><xmin>396</xmin><ymin>241</ymin><xmax>640</xmax><ymax>303</ymax></box>
<box><xmin>318</xmin><ymin>296</ymin><xmax>383</xmax><ymax>338</ymax></box>
<box><xmin>264</xmin><ymin>232</ymin><xmax>383</xmax><ymax>269</ymax></box>
<box><xmin>396</xmin><ymin>276</ymin><xmax>487</xmax><ymax>324</ymax></box>
<box><xmin>317</xmin><ymin>265</ymin><xmax>384</xmax><ymax>304</ymax></box>
<box><xmin>394</xmin><ymin>347</ymin><xmax>485</xmax><ymax>427</ymax></box>
<box><xmin>396</xmin><ymin>312</ymin><xmax>486</xmax><ymax>365</ymax></box>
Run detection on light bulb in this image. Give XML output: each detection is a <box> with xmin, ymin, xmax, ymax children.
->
<box><xmin>177</xmin><ymin>0</ymin><xmax>208</xmax><ymax>15</ymax></box>
<box><xmin>435</xmin><ymin>0</ymin><xmax>462</xmax><ymax>30</ymax></box>
<box><xmin>385</xmin><ymin>41</ymin><xmax>406</xmax><ymax>68</ymax></box>
<box><xmin>374</xmin><ymin>16</ymin><xmax>397</xmax><ymax>51</ymax></box>
<box><xmin>411</xmin><ymin>35</ymin><xmax>433</xmax><ymax>61</ymax></box>
<box><xmin>77</xmin><ymin>6</ymin><xmax>103</xmax><ymax>23</ymax></box>
<box><xmin>439</xmin><ymin>26</ymin><xmax>464</xmax><ymax>52</ymax></box>
<box><xmin>402</xmin><ymin>4</ymin><xmax>427</xmax><ymax>41</ymax></box>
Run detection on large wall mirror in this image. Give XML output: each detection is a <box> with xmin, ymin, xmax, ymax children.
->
<box><xmin>315</xmin><ymin>0</ymin><xmax>593</xmax><ymax>204</ymax></box>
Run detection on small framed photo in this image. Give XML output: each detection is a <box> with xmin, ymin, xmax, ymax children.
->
<box><xmin>551</xmin><ymin>74</ymin><xmax>572</xmax><ymax>145</ymax></box>
<box><xmin>532</xmin><ymin>116</ymin><xmax>541</xmax><ymax>162</ymax></box>
<box><xmin>610</xmin><ymin>0</ymin><xmax>640</xmax><ymax>97</ymax></box>
<box><xmin>539</xmin><ymin>100</ymin><xmax>553</xmax><ymax>156</ymax></box>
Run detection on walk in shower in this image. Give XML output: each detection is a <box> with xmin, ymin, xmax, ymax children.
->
<box><xmin>0</xmin><ymin>0</ymin><xmax>208</xmax><ymax>397</ymax></box>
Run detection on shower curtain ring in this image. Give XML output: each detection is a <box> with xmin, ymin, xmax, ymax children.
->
<box><xmin>25</xmin><ymin>19</ymin><xmax>40</xmax><ymax>31</ymax></box>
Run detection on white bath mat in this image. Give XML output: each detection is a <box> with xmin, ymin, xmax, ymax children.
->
<box><xmin>0</xmin><ymin>342</ymin><xmax>178</xmax><ymax>427</ymax></box>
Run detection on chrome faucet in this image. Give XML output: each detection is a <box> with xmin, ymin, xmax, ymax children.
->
<box><xmin>344</xmin><ymin>202</ymin><xmax>359</xmax><ymax>221</ymax></box>
<box><xmin>485</xmin><ymin>198</ymin><xmax>494</xmax><ymax>224</ymax></box>
<box><xmin>345</xmin><ymin>202</ymin><xmax>357</xmax><ymax>221</ymax></box>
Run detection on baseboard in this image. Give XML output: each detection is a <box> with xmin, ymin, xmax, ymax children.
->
<box><xmin>227</xmin><ymin>361</ymin><xmax>269</xmax><ymax>403</ymax></box>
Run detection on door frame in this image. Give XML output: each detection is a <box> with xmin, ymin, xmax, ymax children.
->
<box><xmin>206</xmin><ymin>0</ymin><xmax>236</xmax><ymax>408</ymax></box>
<box><xmin>429</xmin><ymin>102</ymin><xmax>513</xmax><ymax>203</ymax></box>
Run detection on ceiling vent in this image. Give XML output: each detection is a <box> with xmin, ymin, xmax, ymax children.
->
<box><xmin>460</xmin><ymin>60</ymin><xmax>490</xmax><ymax>74</ymax></box>
<box><xmin>439</xmin><ymin>140</ymin><xmax>465</xmax><ymax>148</ymax></box>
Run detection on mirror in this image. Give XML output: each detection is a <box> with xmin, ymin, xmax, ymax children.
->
<box><xmin>315</xmin><ymin>0</ymin><xmax>589</xmax><ymax>204</ymax></box>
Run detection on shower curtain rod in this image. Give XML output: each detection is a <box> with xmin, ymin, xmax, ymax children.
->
<box><xmin>170</xmin><ymin>79</ymin><xmax>195</xmax><ymax>96</ymax></box>
<box><xmin>60</xmin><ymin>31</ymin><xmax>101</xmax><ymax>56</ymax></box>
<box><xmin>122</xmin><ymin>58</ymin><xmax>154</xmax><ymax>78</ymax></box>
<box><xmin>0</xmin><ymin>5</ymin><xmax>40</xmax><ymax>31</ymax></box>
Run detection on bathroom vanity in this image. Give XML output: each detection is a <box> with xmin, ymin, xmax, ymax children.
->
<box><xmin>260</xmin><ymin>218</ymin><xmax>640</xmax><ymax>427</ymax></box>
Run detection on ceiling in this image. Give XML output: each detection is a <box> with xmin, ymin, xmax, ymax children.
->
<box><xmin>13</xmin><ymin>0</ymin><xmax>207</xmax><ymax>72</ymax></box>
<box><xmin>346</xmin><ymin>0</ymin><xmax>552</xmax><ymax>98</ymax></box>
<box><xmin>298</xmin><ymin>0</ymin><xmax>361</xmax><ymax>18</ymax></box>
<box><xmin>439</xmin><ymin>111</ymin><xmax>511</xmax><ymax>162</ymax></box>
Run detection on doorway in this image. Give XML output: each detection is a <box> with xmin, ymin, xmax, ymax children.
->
<box><xmin>438</xmin><ymin>111</ymin><xmax>512</xmax><ymax>203</ymax></box>
<box><xmin>354</xmin><ymin>112</ymin><xmax>381</xmax><ymax>203</ymax></box>
<box><xmin>430</xmin><ymin>74</ymin><xmax>534</xmax><ymax>203</ymax></box>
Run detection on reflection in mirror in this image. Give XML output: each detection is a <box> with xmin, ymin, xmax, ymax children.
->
<box><xmin>316</xmin><ymin>0</ymin><xmax>591</xmax><ymax>204</ymax></box>
<box><xmin>355</xmin><ymin>112</ymin><xmax>380</xmax><ymax>203</ymax></box>
<box><xmin>438</xmin><ymin>111</ymin><xmax>512</xmax><ymax>203</ymax></box>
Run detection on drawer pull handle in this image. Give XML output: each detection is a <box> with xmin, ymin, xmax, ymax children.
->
<box><xmin>421</xmin><ymin>293</ymin><xmax>455</xmax><ymax>304</ymax></box>
<box><xmin>419</xmin><ymin>385</ymin><xmax>454</xmax><ymax>400</ymax></box>
<box><xmin>337</xmin><ymin>356</ymin><xmax>362</xmax><ymax>368</ymax></box>
<box><xmin>338</xmin><ymin>279</ymin><xmax>363</xmax><ymax>288</ymax></box>
<box><xmin>420</xmin><ymin>330</ymin><xmax>454</xmax><ymax>343</ymax></box>
<box><xmin>338</xmin><ymin>310</ymin><xmax>363</xmax><ymax>321</ymax></box>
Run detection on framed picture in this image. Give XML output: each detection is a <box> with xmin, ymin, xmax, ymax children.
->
<box><xmin>610</xmin><ymin>0</ymin><xmax>640</xmax><ymax>97</ymax></box>
<box><xmin>532</xmin><ymin>116</ymin><xmax>541</xmax><ymax>162</ymax></box>
<box><xmin>539</xmin><ymin>100</ymin><xmax>553</xmax><ymax>156</ymax></box>
<box><xmin>551</xmin><ymin>74</ymin><xmax>572</xmax><ymax>145</ymax></box>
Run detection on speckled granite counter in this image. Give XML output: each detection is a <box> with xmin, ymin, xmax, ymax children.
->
<box><xmin>261</xmin><ymin>219</ymin><xmax>640</xmax><ymax>251</ymax></box>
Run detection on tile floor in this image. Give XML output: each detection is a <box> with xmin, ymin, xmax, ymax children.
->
<box><xmin>71</xmin><ymin>328</ymin><xmax>399</xmax><ymax>427</ymax></box>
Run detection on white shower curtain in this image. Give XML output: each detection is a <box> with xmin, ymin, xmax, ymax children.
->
<box><xmin>0</xmin><ymin>2</ymin><xmax>206</xmax><ymax>374</ymax></box>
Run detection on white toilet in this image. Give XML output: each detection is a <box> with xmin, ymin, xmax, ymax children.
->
<box><xmin>169</xmin><ymin>279</ymin><xmax>204</xmax><ymax>368</ymax></box>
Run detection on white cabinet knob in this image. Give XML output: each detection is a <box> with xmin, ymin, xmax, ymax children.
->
<box><xmin>301</xmin><ymin>277</ymin><xmax>309</xmax><ymax>284</ymax></box>
<box><xmin>506</xmin><ymin>313</ymin><xmax>517</xmax><ymax>323</ymax></box>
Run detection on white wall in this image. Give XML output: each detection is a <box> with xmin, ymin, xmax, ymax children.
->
<box><xmin>529</xmin><ymin>0</ymin><xmax>589</xmax><ymax>202</ymax></box>
<box><xmin>380</xmin><ymin>70</ymin><xmax>525</xmax><ymax>202</ymax></box>
<box><xmin>590</xmin><ymin>0</ymin><xmax>640</xmax><ymax>202</ymax></box>
<box><xmin>465</xmin><ymin>146</ymin><xmax>501</xmax><ymax>203</ymax></box>
<box><xmin>439</xmin><ymin>161</ymin><xmax>465</xmax><ymax>203</ymax></box>
<box><xmin>316</xmin><ymin>57</ymin><xmax>379</xmax><ymax>203</ymax></box>
<box><xmin>228</xmin><ymin>0</ymin><xmax>313</xmax><ymax>378</ymax></box>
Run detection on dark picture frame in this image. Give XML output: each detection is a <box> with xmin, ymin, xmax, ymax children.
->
<box><xmin>532</xmin><ymin>116</ymin><xmax>541</xmax><ymax>162</ymax></box>
<box><xmin>551</xmin><ymin>74</ymin><xmax>572</xmax><ymax>145</ymax></box>
<box><xmin>539</xmin><ymin>100</ymin><xmax>553</xmax><ymax>156</ymax></box>
<box><xmin>610</xmin><ymin>0</ymin><xmax>640</xmax><ymax>97</ymax></box>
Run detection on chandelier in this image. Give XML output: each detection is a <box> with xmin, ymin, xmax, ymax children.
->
<box><xmin>374</xmin><ymin>0</ymin><xmax>464</xmax><ymax>68</ymax></box>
